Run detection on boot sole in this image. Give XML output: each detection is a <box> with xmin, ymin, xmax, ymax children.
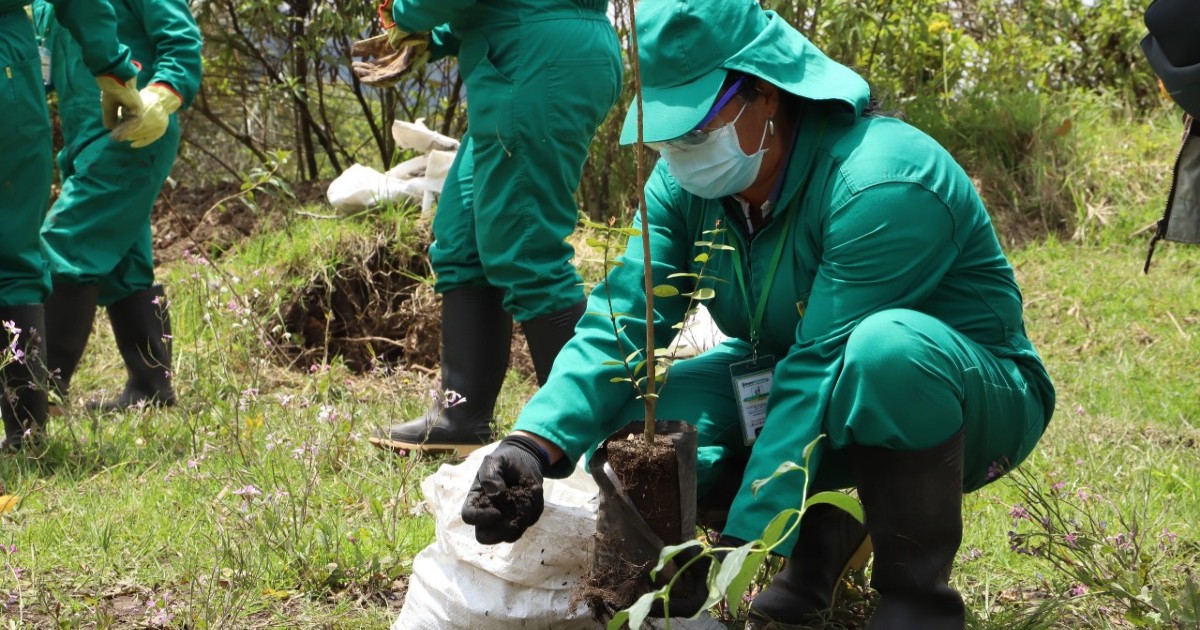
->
<box><xmin>368</xmin><ymin>436</ymin><xmax>485</xmax><ymax>458</ymax></box>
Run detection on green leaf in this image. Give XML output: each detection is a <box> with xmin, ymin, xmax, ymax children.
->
<box><xmin>625</xmin><ymin>349</ymin><xmax>644</xmax><ymax>364</ymax></box>
<box><xmin>624</xmin><ymin>589</ymin><xmax>662</xmax><ymax>630</ymax></box>
<box><xmin>600</xmin><ymin>360</ymin><xmax>625</xmax><ymax>366</ymax></box>
<box><xmin>803</xmin><ymin>491</ymin><xmax>865</xmax><ymax>524</ymax></box>
<box><xmin>585</xmin><ymin>238</ymin><xmax>608</xmax><ymax>249</ymax></box>
<box><xmin>802</xmin><ymin>434</ymin><xmax>826</xmax><ymax>460</ymax></box>
<box><xmin>653</xmin><ymin>347</ymin><xmax>673</xmax><ymax>357</ymax></box>
<box><xmin>651</xmin><ymin>540</ymin><xmax>704</xmax><ymax>577</ymax></box>
<box><xmin>684</xmin><ymin>287</ymin><xmax>716</xmax><ymax>300</ymax></box>
<box><xmin>653</xmin><ymin>284</ymin><xmax>680</xmax><ymax>298</ymax></box>
<box><xmin>760</xmin><ymin>509</ymin><xmax>802</xmax><ymax>548</ymax></box>
<box><xmin>751</xmin><ymin>461</ymin><xmax>804</xmax><ymax>496</ymax></box>
<box><xmin>618</xmin><ymin>227</ymin><xmax>642</xmax><ymax>237</ymax></box>
<box><xmin>710</xmin><ymin>243</ymin><xmax>736</xmax><ymax>251</ymax></box>
<box><xmin>668</xmin><ymin>272</ymin><xmax>700</xmax><ymax>280</ymax></box>
<box><xmin>694</xmin><ymin>253</ymin><xmax>710</xmax><ymax>263</ymax></box>
<box><xmin>610</xmin><ymin>377</ymin><xmax>631</xmax><ymax>383</ymax></box>
<box><xmin>718</xmin><ymin>542</ymin><xmax>769</xmax><ymax>616</ymax></box>
<box><xmin>695</xmin><ymin>240</ymin><xmax>713</xmax><ymax>247</ymax></box>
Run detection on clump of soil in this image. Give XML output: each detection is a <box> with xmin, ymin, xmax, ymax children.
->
<box><xmin>608</xmin><ymin>433</ymin><xmax>683</xmax><ymax>545</ymax></box>
<box><xmin>575</xmin><ymin>431</ymin><xmax>687</xmax><ymax>620</ymax></box>
<box><xmin>273</xmin><ymin>235</ymin><xmax>440</xmax><ymax>374</ymax></box>
<box><xmin>268</xmin><ymin>231</ymin><xmax>535</xmax><ymax>376</ymax></box>
<box><xmin>571</xmin><ymin>533</ymin><xmax>653</xmax><ymax>620</ymax></box>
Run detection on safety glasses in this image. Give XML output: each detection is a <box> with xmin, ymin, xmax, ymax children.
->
<box><xmin>646</xmin><ymin>76</ymin><xmax>748</xmax><ymax>153</ymax></box>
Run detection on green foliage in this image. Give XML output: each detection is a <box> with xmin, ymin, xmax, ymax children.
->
<box><xmin>578</xmin><ymin>217</ymin><xmax>733</xmax><ymax>405</ymax></box>
<box><xmin>611</xmin><ymin>436</ymin><xmax>864</xmax><ymax>626</ymax></box>
<box><xmin>1005</xmin><ymin>466</ymin><xmax>1200</xmax><ymax>626</ymax></box>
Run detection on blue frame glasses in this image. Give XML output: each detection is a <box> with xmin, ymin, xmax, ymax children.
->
<box><xmin>647</xmin><ymin>76</ymin><xmax>748</xmax><ymax>152</ymax></box>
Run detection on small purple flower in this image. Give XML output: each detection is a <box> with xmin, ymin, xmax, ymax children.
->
<box><xmin>1070</xmin><ymin>584</ymin><xmax>1088</xmax><ymax>597</ymax></box>
<box><xmin>233</xmin><ymin>485</ymin><xmax>262</xmax><ymax>497</ymax></box>
<box><xmin>1064</xmin><ymin>533</ymin><xmax>1078</xmax><ymax>548</ymax></box>
<box><xmin>1009</xmin><ymin>505</ymin><xmax>1030</xmax><ymax>521</ymax></box>
<box><xmin>985</xmin><ymin>460</ymin><xmax>1005</xmax><ymax>481</ymax></box>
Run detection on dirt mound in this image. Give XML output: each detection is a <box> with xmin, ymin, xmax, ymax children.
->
<box><xmin>271</xmin><ymin>235</ymin><xmax>440</xmax><ymax>374</ymax></box>
<box><xmin>267</xmin><ymin>232</ymin><xmax>535</xmax><ymax>377</ymax></box>
<box><xmin>152</xmin><ymin>180</ymin><xmax>328</xmax><ymax>264</ymax></box>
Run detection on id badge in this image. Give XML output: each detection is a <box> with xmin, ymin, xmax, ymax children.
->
<box><xmin>730</xmin><ymin>354</ymin><xmax>775</xmax><ymax>445</ymax></box>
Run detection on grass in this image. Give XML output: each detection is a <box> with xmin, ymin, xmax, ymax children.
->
<box><xmin>3</xmin><ymin>105</ymin><xmax>1200</xmax><ymax>628</ymax></box>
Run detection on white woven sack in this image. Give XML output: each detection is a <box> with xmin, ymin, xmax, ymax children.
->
<box><xmin>392</xmin><ymin>444</ymin><xmax>730</xmax><ymax>630</ymax></box>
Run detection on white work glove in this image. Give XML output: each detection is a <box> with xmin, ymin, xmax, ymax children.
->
<box><xmin>112</xmin><ymin>84</ymin><xmax>181</xmax><ymax>148</ymax></box>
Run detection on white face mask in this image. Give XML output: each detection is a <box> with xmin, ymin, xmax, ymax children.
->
<box><xmin>661</xmin><ymin>106</ymin><xmax>769</xmax><ymax>199</ymax></box>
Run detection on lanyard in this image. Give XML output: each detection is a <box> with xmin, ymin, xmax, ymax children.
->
<box><xmin>729</xmin><ymin>119</ymin><xmax>826</xmax><ymax>358</ymax></box>
<box><xmin>732</xmin><ymin>206</ymin><xmax>794</xmax><ymax>358</ymax></box>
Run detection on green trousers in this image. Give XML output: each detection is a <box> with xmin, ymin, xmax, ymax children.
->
<box><xmin>41</xmin><ymin>117</ymin><xmax>179</xmax><ymax>305</ymax></box>
<box><xmin>429</xmin><ymin>12</ymin><xmax>620</xmax><ymax>321</ymax></box>
<box><xmin>613</xmin><ymin>309</ymin><xmax>1048</xmax><ymax>551</ymax></box>
<box><xmin>0</xmin><ymin>10</ymin><xmax>52</xmax><ymax>307</ymax></box>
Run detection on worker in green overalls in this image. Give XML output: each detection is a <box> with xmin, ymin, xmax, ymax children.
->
<box><xmin>461</xmin><ymin>1</ymin><xmax>1056</xmax><ymax>628</ymax></box>
<box><xmin>1</xmin><ymin>0</ymin><xmax>158</xmax><ymax>450</ymax></box>
<box><xmin>369</xmin><ymin>0</ymin><xmax>622</xmax><ymax>455</ymax></box>
<box><xmin>33</xmin><ymin>0</ymin><xmax>201</xmax><ymax>412</ymax></box>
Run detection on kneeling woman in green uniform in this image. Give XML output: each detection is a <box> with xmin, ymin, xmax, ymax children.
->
<box><xmin>461</xmin><ymin>1</ymin><xmax>1056</xmax><ymax>628</ymax></box>
<box><xmin>33</xmin><ymin>0</ymin><xmax>201</xmax><ymax>411</ymax></box>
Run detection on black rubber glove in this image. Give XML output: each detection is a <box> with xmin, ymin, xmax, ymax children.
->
<box><xmin>461</xmin><ymin>434</ymin><xmax>549</xmax><ymax>544</ymax></box>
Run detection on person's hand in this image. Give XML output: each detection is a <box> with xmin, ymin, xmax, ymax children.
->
<box><xmin>95</xmin><ymin>72</ymin><xmax>142</xmax><ymax>131</ymax></box>
<box><xmin>461</xmin><ymin>435</ymin><xmax>549</xmax><ymax>544</ymax></box>
<box><xmin>350</xmin><ymin>31</ymin><xmax>429</xmax><ymax>88</ymax></box>
<box><xmin>112</xmin><ymin>84</ymin><xmax>181</xmax><ymax>148</ymax></box>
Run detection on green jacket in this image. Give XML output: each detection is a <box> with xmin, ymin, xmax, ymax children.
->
<box><xmin>391</xmin><ymin>0</ymin><xmax>608</xmax><ymax>61</ymax></box>
<box><xmin>516</xmin><ymin>107</ymin><xmax>1056</xmax><ymax>477</ymax></box>
<box><xmin>5</xmin><ymin>0</ymin><xmax>135</xmax><ymax>80</ymax></box>
<box><xmin>33</xmin><ymin>0</ymin><xmax>201</xmax><ymax>144</ymax></box>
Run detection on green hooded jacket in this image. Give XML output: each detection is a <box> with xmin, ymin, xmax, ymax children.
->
<box><xmin>514</xmin><ymin>15</ymin><xmax>1055</xmax><ymax>540</ymax></box>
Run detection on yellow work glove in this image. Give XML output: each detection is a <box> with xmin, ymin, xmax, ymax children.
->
<box><xmin>112</xmin><ymin>83</ymin><xmax>181</xmax><ymax>149</ymax></box>
<box><xmin>95</xmin><ymin>72</ymin><xmax>143</xmax><ymax>131</ymax></box>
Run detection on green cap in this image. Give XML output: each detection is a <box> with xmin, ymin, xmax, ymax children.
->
<box><xmin>619</xmin><ymin>0</ymin><xmax>871</xmax><ymax>145</ymax></box>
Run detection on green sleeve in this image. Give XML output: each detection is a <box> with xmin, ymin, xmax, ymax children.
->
<box><xmin>391</xmin><ymin>0</ymin><xmax>476</xmax><ymax>34</ymax></box>
<box><xmin>428</xmin><ymin>23</ymin><xmax>460</xmax><ymax>60</ymax></box>
<box><xmin>46</xmin><ymin>0</ymin><xmax>136</xmax><ymax>80</ymax></box>
<box><xmin>513</xmin><ymin>165</ymin><xmax>696</xmax><ymax>475</ymax></box>
<box><xmin>127</xmin><ymin>0</ymin><xmax>203</xmax><ymax>107</ymax></box>
<box><xmin>722</xmin><ymin>182</ymin><xmax>964</xmax><ymax>542</ymax></box>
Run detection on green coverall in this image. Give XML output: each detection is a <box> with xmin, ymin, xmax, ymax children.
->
<box><xmin>514</xmin><ymin>65</ymin><xmax>1057</xmax><ymax>553</ymax></box>
<box><xmin>0</xmin><ymin>0</ymin><xmax>136</xmax><ymax>308</ymax></box>
<box><xmin>34</xmin><ymin>0</ymin><xmax>201</xmax><ymax>306</ymax></box>
<box><xmin>391</xmin><ymin>0</ymin><xmax>621</xmax><ymax>321</ymax></box>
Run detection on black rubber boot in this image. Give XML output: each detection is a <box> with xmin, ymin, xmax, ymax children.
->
<box><xmin>1</xmin><ymin>305</ymin><xmax>49</xmax><ymax>451</ymax></box>
<box><xmin>44</xmin><ymin>280</ymin><xmax>99</xmax><ymax>403</ymax></box>
<box><xmin>90</xmin><ymin>286</ymin><xmax>176</xmax><ymax>411</ymax></box>
<box><xmin>747</xmin><ymin>502</ymin><xmax>873</xmax><ymax>629</ymax></box>
<box><xmin>521</xmin><ymin>301</ymin><xmax>585</xmax><ymax>385</ymax></box>
<box><xmin>370</xmin><ymin>286</ymin><xmax>512</xmax><ymax>456</ymax></box>
<box><xmin>854</xmin><ymin>431</ymin><xmax>966</xmax><ymax>630</ymax></box>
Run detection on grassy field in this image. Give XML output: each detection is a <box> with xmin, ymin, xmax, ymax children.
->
<box><xmin>2</xmin><ymin>110</ymin><xmax>1199</xmax><ymax>629</ymax></box>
